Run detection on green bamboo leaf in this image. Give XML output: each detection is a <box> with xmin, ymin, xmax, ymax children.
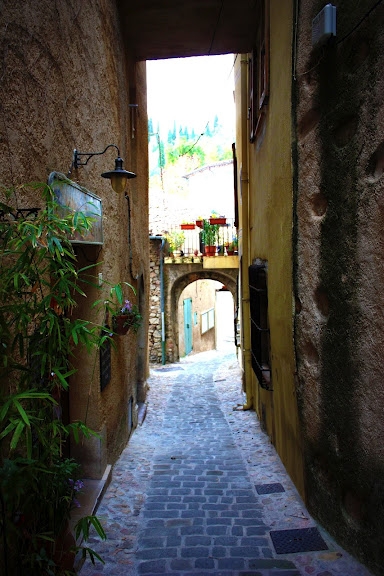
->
<box><xmin>71</xmin><ymin>425</ymin><xmax>79</xmax><ymax>444</ymax></box>
<box><xmin>17</xmin><ymin>391</ymin><xmax>55</xmax><ymax>401</ymax></box>
<box><xmin>0</xmin><ymin>399</ymin><xmax>12</xmax><ymax>421</ymax></box>
<box><xmin>0</xmin><ymin>421</ymin><xmax>16</xmax><ymax>440</ymax></box>
<box><xmin>10</xmin><ymin>420</ymin><xmax>25</xmax><ymax>450</ymax></box>
<box><xmin>87</xmin><ymin>515</ymin><xmax>106</xmax><ymax>540</ymax></box>
<box><xmin>52</xmin><ymin>367</ymin><xmax>69</xmax><ymax>390</ymax></box>
<box><xmin>114</xmin><ymin>283</ymin><xmax>123</xmax><ymax>305</ymax></box>
<box><xmin>13</xmin><ymin>399</ymin><xmax>30</xmax><ymax>426</ymax></box>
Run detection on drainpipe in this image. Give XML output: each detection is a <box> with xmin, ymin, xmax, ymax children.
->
<box><xmin>240</xmin><ymin>55</ymin><xmax>253</xmax><ymax>411</ymax></box>
<box><xmin>150</xmin><ymin>235</ymin><xmax>166</xmax><ymax>365</ymax></box>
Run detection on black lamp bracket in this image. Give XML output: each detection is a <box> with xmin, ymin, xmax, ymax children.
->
<box><xmin>72</xmin><ymin>144</ymin><xmax>120</xmax><ymax>170</ymax></box>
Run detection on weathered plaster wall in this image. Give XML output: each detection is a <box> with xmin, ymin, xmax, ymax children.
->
<box><xmin>237</xmin><ymin>0</ymin><xmax>304</xmax><ymax>496</ymax></box>
<box><xmin>0</xmin><ymin>0</ymin><xmax>149</xmax><ymax>477</ymax></box>
<box><xmin>295</xmin><ymin>1</ymin><xmax>384</xmax><ymax>572</ymax></box>
<box><xmin>178</xmin><ymin>280</ymin><xmax>222</xmax><ymax>357</ymax></box>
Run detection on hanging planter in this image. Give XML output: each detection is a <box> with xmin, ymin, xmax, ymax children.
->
<box><xmin>112</xmin><ymin>314</ymin><xmax>131</xmax><ymax>335</ymax></box>
<box><xmin>180</xmin><ymin>223</ymin><xmax>195</xmax><ymax>230</ymax></box>
<box><xmin>196</xmin><ymin>219</ymin><xmax>204</xmax><ymax>228</ymax></box>
<box><xmin>209</xmin><ymin>217</ymin><xmax>226</xmax><ymax>225</ymax></box>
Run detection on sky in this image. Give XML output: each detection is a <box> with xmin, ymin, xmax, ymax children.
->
<box><xmin>146</xmin><ymin>54</ymin><xmax>235</xmax><ymax>138</ymax></box>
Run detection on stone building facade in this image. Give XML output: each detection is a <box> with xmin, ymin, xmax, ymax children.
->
<box><xmin>294</xmin><ymin>2</ymin><xmax>384</xmax><ymax>572</ymax></box>
<box><xmin>0</xmin><ymin>0</ymin><xmax>149</xmax><ymax>478</ymax></box>
<box><xmin>235</xmin><ymin>1</ymin><xmax>384</xmax><ymax>573</ymax></box>
<box><xmin>149</xmin><ymin>239</ymin><xmax>163</xmax><ymax>363</ymax></box>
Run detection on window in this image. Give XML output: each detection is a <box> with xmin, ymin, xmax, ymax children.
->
<box><xmin>201</xmin><ymin>308</ymin><xmax>215</xmax><ymax>334</ymax></box>
<box><xmin>249</xmin><ymin>0</ymin><xmax>270</xmax><ymax>143</ymax></box>
<box><xmin>249</xmin><ymin>262</ymin><xmax>272</xmax><ymax>390</ymax></box>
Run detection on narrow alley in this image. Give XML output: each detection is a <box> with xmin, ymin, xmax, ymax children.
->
<box><xmin>79</xmin><ymin>350</ymin><xmax>372</xmax><ymax>576</ymax></box>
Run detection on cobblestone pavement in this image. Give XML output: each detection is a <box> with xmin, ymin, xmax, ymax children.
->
<box><xmin>79</xmin><ymin>349</ymin><xmax>373</xmax><ymax>576</ymax></box>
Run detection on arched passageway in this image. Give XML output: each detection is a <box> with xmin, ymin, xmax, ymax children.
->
<box><xmin>168</xmin><ymin>267</ymin><xmax>238</xmax><ymax>362</ymax></box>
<box><xmin>177</xmin><ymin>279</ymin><xmax>236</xmax><ymax>357</ymax></box>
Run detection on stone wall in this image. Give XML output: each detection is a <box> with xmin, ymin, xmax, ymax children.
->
<box><xmin>295</xmin><ymin>1</ymin><xmax>384</xmax><ymax>573</ymax></box>
<box><xmin>0</xmin><ymin>0</ymin><xmax>149</xmax><ymax>478</ymax></box>
<box><xmin>149</xmin><ymin>239</ymin><xmax>163</xmax><ymax>363</ymax></box>
<box><xmin>148</xmin><ymin>239</ymin><xmax>238</xmax><ymax>364</ymax></box>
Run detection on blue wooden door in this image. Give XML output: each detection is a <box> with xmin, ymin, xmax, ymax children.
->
<box><xmin>183</xmin><ymin>298</ymin><xmax>193</xmax><ymax>355</ymax></box>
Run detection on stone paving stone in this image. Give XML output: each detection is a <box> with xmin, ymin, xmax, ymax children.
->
<box><xmin>79</xmin><ymin>350</ymin><xmax>374</xmax><ymax>576</ymax></box>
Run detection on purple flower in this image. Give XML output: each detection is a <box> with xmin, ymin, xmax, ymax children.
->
<box><xmin>121</xmin><ymin>299</ymin><xmax>133</xmax><ymax>314</ymax></box>
<box><xmin>74</xmin><ymin>479</ymin><xmax>84</xmax><ymax>491</ymax></box>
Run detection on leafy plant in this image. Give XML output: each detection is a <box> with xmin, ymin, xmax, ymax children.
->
<box><xmin>201</xmin><ymin>219</ymin><xmax>219</xmax><ymax>247</ymax></box>
<box><xmin>0</xmin><ymin>182</ymin><xmax>108</xmax><ymax>575</ymax></box>
<box><xmin>164</xmin><ymin>230</ymin><xmax>185</xmax><ymax>254</ymax></box>
<box><xmin>95</xmin><ymin>282</ymin><xmax>142</xmax><ymax>334</ymax></box>
<box><xmin>228</xmin><ymin>235</ymin><xmax>238</xmax><ymax>251</ymax></box>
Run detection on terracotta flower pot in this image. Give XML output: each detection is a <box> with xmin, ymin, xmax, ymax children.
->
<box><xmin>113</xmin><ymin>314</ymin><xmax>131</xmax><ymax>335</ymax></box>
<box><xmin>196</xmin><ymin>219</ymin><xmax>204</xmax><ymax>228</ymax></box>
<box><xmin>180</xmin><ymin>223</ymin><xmax>195</xmax><ymax>230</ymax></box>
<box><xmin>204</xmin><ymin>245</ymin><xmax>217</xmax><ymax>256</ymax></box>
<box><xmin>209</xmin><ymin>217</ymin><xmax>226</xmax><ymax>225</ymax></box>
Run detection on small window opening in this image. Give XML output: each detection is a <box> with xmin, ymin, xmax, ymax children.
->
<box><xmin>249</xmin><ymin>261</ymin><xmax>272</xmax><ymax>390</ymax></box>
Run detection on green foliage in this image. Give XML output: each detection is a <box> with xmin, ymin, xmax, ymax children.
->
<box><xmin>94</xmin><ymin>282</ymin><xmax>142</xmax><ymax>334</ymax></box>
<box><xmin>166</xmin><ymin>138</ymin><xmax>206</xmax><ymax>167</ymax></box>
<box><xmin>148</xmin><ymin>118</ymin><xmax>154</xmax><ymax>141</ymax></box>
<box><xmin>164</xmin><ymin>230</ymin><xmax>185</xmax><ymax>254</ymax></box>
<box><xmin>0</xmin><ymin>182</ymin><xmax>108</xmax><ymax>575</ymax></box>
<box><xmin>158</xmin><ymin>139</ymin><xmax>165</xmax><ymax>169</ymax></box>
<box><xmin>201</xmin><ymin>220</ymin><xmax>219</xmax><ymax>247</ymax></box>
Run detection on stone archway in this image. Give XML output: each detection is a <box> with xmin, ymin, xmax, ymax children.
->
<box><xmin>165</xmin><ymin>264</ymin><xmax>238</xmax><ymax>362</ymax></box>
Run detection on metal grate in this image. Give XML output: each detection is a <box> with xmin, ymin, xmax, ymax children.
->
<box><xmin>270</xmin><ymin>527</ymin><xmax>328</xmax><ymax>554</ymax></box>
<box><xmin>255</xmin><ymin>482</ymin><xmax>285</xmax><ymax>494</ymax></box>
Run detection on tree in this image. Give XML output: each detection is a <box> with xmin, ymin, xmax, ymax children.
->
<box><xmin>148</xmin><ymin>117</ymin><xmax>154</xmax><ymax>136</ymax></box>
<box><xmin>213</xmin><ymin>115</ymin><xmax>219</xmax><ymax>134</ymax></box>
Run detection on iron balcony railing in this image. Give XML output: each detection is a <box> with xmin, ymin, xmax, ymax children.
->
<box><xmin>164</xmin><ymin>218</ymin><xmax>237</xmax><ymax>257</ymax></box>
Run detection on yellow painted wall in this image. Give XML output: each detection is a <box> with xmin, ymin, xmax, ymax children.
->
<box><xmin>235</xmin><ymin>0</ymin><xmax>305</xmax><ymax>497</ymax></box>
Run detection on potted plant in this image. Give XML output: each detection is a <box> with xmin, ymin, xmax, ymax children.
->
<box><xmin>201</xmin><ymin>219</ymin><xmax>219</xmax><ymax>256</ymax></box>
<box><xmin>164</xmin><ymin>230</ymin><xmax>185</xmax><ymax>257</ymax></box>
<box><xmin>180</xmin><ymin>221</ymin><xmax>195</xmax><ymax>230</ymax></box>
<box><xmin>209</xmin><ymin>211</ymin><xmax>226</xmax><ymax>225</ymax></box>
<box><xmin>227</xmin><ymin>235</ymin><xmax>238</xmax><ymax>255</ymax></box>
<box><xmin>195</xmin><ymin>216</ymin><xmax>205</xmax><ymax>228</ymax></box>
<box><xmin>101</xmin><ymin>282</ymin><xmax>142</xmax><ymax>335</ymax></box>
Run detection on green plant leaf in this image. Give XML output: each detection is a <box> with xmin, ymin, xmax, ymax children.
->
<box><xmin>13</xmin><ymin>399</ymin><xmax>30</xmax><ymax>426</ymax></box>
<box><xmin>52</xmin><ymin>368</ymin><xmax>70</xmax><ymax>390</ymax></box>
<box><xmin>0</xmin><ymin>421</ymin><xmax>16</xmax><ymax>440</ymax></box>
<box><xmin>10</xmin><ymin>420</ymin><xmax>25</xmax><ymax>451</ymax></box>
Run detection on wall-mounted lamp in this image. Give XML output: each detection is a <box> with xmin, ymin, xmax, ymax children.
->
<box><xmin>71</xmin><ymin>144</ymin><xmax>136</xmax><ymax>193</ymax></box>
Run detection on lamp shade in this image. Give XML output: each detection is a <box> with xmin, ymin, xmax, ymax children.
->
<box><xmin>101</xmin><ymin>157</ymin><xmax>136</xmax><ymax>193</ymax></box>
